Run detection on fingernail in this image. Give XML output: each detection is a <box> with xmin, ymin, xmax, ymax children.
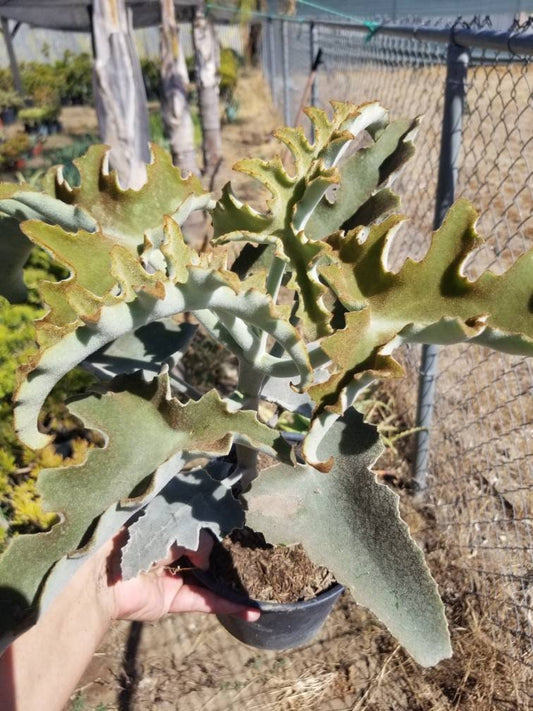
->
<box><xmin>243</xmin><ymin>608</ymin><xmax>261</xmax><ymax>622</ymax></box>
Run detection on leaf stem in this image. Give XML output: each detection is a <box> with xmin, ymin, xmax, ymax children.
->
<box><xmin>253</xmin><ymin>255</ymin><xmax>287</xmax><ymax>361</ymax></box>
<box><xmin>236</xmin><ymin>256</ymin><xmax>288</xmax><ymax>487</ymax></box>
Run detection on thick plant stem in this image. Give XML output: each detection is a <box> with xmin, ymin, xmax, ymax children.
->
<box><xmin>160</xmin><ymin>0</ymin><xmax>200</xmax><ymax>177</ymax></box>
<box><xmin>254</xmin><ymin>255</ymin><xmax>286</xmax><ymax>354</ymax></box>
<box><xmin>237</xmin><ymin>256</ymin><xmax>287</xmax><ymax>489</ymax></box>
<box><xmin>91</xmin><ymin>0</ymin><xmax>150</xmax><ymax>189</ymax></box>
<box><xmin>265</xmin><ymin>256</ymin><xmax>286</xmax><ymax>302</ymax></box>
<box><xmin>192</xmin><ymin>5</ymin><xmax>222</xmax><ymax>177</ymax></box>
<box><xmin>236</xmin><ymin>361</ymin><xmax>264</xmax><ymax>490</ymax></box>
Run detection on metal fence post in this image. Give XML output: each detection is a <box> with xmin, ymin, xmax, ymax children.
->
<box><xmin>310</xmin><ymin>22</ymin><xmax>318</xmax><ymax>108</ymax></box>
<box><xmin>413</xmin><ymin>39</ymin><xmax>470</xmax><ymax>492</ymax></box>
<box><xmin>267</xmin><ymin>17</ymin><xmax>275</xmax><ymax>102</ymax></box>
<box><xmin>281</xmin><ymin>19</ymin><xmax>290</xmax><ymax>125</ymax></box>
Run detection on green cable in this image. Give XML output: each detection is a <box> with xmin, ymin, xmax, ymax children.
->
<box><xmin>295</xmin><ymin>0</ymin><xmax>362</xmax><ymax>22</ymax></box>
<box><xmin>205</xmin><ymin>0</ymin><xmax>382</xmax><ymax>41</ymax></box>
<box><xmin>295</xmin><ymin>0</ymin><xmax>382</xmax><ymax>38</ymax></box>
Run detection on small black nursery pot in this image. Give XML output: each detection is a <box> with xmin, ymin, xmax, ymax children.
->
<box><xmin>194</xmin><ymin>569</ymin><xmax>344</xmax><ymax>651</ymax></box>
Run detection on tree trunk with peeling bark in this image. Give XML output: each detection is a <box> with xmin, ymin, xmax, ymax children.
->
<box><xmin>192</xmin><ymin>5</ymin><xmax>222</xmax><ymax>178</ymax></box>
<box><xmin>160</xmin><ymin>0</ymin><xmax>199</xmax><ymax>177</ymax></box>
<box><xmin>91</xmin><ymin>0</ymin><xmax>150</xmax><ymax>189</ymax></box>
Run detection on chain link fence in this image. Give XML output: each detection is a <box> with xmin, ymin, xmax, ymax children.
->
<box><xmin>261</xmin><ymin>14</ymin><xmax>532</xmax><ymax>708</ymax></box>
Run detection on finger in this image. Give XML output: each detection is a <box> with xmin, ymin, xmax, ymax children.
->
<box><xmin>167</xmin><ymin>582</ymin><xmax>261</xmax><ymax>621</ymax></box>
<box><xmin>184</xmin><ymin>530</ymin><xmax>214</xmax><ymax>570</ymax></box>
<box><xmin>160</xmin><ymin>530</ymin><xmax>214</xmax><ymax>571</ymax></box>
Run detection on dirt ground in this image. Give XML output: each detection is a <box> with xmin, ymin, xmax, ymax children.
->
<box><xmin>57</xmin><ymin>68</ymin><xmax>532</xmax><ymax>710</ymax></box>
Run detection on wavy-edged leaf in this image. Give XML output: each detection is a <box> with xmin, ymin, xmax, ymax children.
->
<box><xmin>14</xmin><ymin>217</ymin><xmax>311</xmax><ymax>449</ymax></box>
<box><xmin>313</xmin><ymin>201</ymin><xmax>533</xmax><ymax>417</ymax></box>
<box><xmin>84</xmin><ymin>319</ymin><xmax>197</xmax><ymax>380</ymax></box>
<box><xmin>0</xmin><ymin>370</ymin><xmax>292</xmax><ymax>639</ymax></box>
<box><xmin>245</xmin><ymin>409</ymin><xmax>451</xmax><ymax>667</ymax></box>
<box><xmin>306</xmin><ymin>117</ymin><xmax>419</xmax><ymax>240</ymax></box>
<box><xmin>0</xmin><ymin>216</ymin><xmax>33</xmax><ymax>303</ymax></box>
<box><xmin>43</xmin><ymin>143</ymin><xmax>209</xmax><ymax>247</ymax></box>
<box><xmin>214</xmin><ymin>102</ymin><xmax>388</xmax><ymax>339</ymax></box>
<box><xmin>0</xmin><ymin>185</ymin><xmax>97</xmax><ymax>234</ymax></box>
<box><xmin>260</xmin><ymin>365</ymin><xmax>330</xmax><ymax>416</ymax></box>
<box><xmin>33</xmin><ymin>451</ymin><xmax>188</xmax><ymax>647</ymax></box>
<box><xmin>0</xmin><ymin>184</ymin><xmax>97</xmax><ymax>303</ymax></box>
<box><xmin>121</xmin><ymin>469</ymin><xmax>244</xmax><ymax>579</ymax></box>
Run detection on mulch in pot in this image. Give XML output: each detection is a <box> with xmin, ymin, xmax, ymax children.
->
<box><xmin>208</xmin><ymin>527</ymin><xmax>337</xmax><ymax>604</ymax></box>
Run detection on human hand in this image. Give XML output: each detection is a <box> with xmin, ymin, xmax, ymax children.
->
<box><xmin>1</xmin><ymin>529</ymin><xmax>259</xmax><ymax>711</ymax></box>
<box><xmin>95</xmin><ymin>529</ymin><xmax>260</xmax><ymax>624</ymax></box>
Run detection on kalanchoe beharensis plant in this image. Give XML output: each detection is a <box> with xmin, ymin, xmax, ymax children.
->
<box><xmin>0</xmin><ymin>102</ymin><xmax>532</xmax><ymax>667</ymax></box>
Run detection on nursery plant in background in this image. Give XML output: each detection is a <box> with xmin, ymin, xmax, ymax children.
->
<box><xmin>0</xmin><ymin>89</ymin><xmax>24</xmax><ymax>125</ymax></box>
<box><xmin>0</xmin><ymin>133</ymin><xmax>32</xmax><ymax>171</ymax></box>
<box><xmin>0</xmin><ymin>101</ymin><xmax>532</xmax><ymax>667</ymax></box>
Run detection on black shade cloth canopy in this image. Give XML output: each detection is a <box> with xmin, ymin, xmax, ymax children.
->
<box><xmin>0</xmin><ymin>0</ymin><xmax>204</xmax><ymax>32</ymax></box>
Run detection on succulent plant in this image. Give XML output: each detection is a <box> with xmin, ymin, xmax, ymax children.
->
<box><xmin>0</xmin><ymin>102</ymin><xmax>531</xmax><ymax>667</ymax></box>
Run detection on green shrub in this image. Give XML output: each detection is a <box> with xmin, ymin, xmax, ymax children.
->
<box><xmin>148</xmin><ymin>110</ymin><xmax>170</xmax><ymax>150</ymax></box>
<box><xmin>19</xmin><ymin>105</ymin><xmax>60</xmax><ymax>124</ymax></box>
<box><xmin>0</xmin><ymin>134</ymin><xmax>32</xmax><ymax>167</ymax></box>
<box><xmin>59</xmin><ymin>51</ymin><xmax>93</xmax><ymax>105</ymax></box>
<box><xmin>0</xmin><ymin>248</ymin><xmax>93</xmax><ymax>550</ymax></box>
<box><xmin>0</xmin><ymin>68</ymin><xmax>13</xmax><ymax>93</ymax></box>
<box><xmin>20</xmin><ymin>61</ymin><xmax>62</xmax><ymax>100</ymax></box>
<box><xmin>220</xmin><ymin>47</ymin><xmax>240</xmax><ymax>101</ymax></box>
<box><xmin>0</xmin><ymin>89</ymin><xmax>23</xmax><ymax>111</ymax></box>
<box><xmin>140</xmin><ymin>56</ymin><xmax>161</xmax><ymax>100</ymax></box>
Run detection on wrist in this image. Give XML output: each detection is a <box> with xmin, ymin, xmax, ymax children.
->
<box><xmin>90</xmin><ymin>541</ymin><xmax>118</xmax><ymax>626</ymax></box>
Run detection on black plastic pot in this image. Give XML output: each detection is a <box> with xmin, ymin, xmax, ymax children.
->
<box><xmin>0</xmin><ymin>108</ymin><xmax>17</xmax><ymax>125</ymax></box>
<box><xmin>194</xmin><ymin>569</ymin><xmax>344</xmax><ymax>650</ymax></box>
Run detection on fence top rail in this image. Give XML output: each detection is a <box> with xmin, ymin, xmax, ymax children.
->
<box><xmin>372</xmin><ymin>24</ymin><xmax>533</xmax><ymax>56</ymax></box>
<box><xmin>309</xmin><ymin>20</ymin><xmax>533</xmax><ymax>57</ymax></box>
<box><xmin>206</xmin><ymin>4</ymin><xmax>533</xmax><ymax>57</ymax></box>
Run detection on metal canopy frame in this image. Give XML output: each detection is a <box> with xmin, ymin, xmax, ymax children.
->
<box><xmin>0</xmin><ymin>0</ymin><xmax>202</xmax><ymax>32</ymax></box>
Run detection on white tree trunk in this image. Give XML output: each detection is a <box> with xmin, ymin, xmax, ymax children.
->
<box><xmin>192</xmin><ymin>6</ymin><xmax>222</xmax><ymax>177</ymax></box>
<box><xmin>160</xmin><ymin>0</ymin><xmax>199</xmax><ymax>176</ymax></box>
<box><xmin>91</xmin><ymin>0</ymin><xmax>151</xmax><ymax>189</ymax></box>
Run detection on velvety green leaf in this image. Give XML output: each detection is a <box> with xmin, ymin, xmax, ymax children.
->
<box><xmin>0</xmin><ymin>187</ymin><xmax>97</xmax><ymax>234</ymax></box>
<box><xmin>36</xmin><ymin>452</ymin><xmax>188</xmax><ymax>628</ymax></box>
<box><xmin>0</xmin><ymin>371</ymin><xmax>292</xmax><ymax>639</ymax></box>
<box><xmin>313</xmin><ymin>201</ymin><xmax>533</xmax><ymax>416</ymax></box>
<box><xmin>0</xmin><ymin>186</ymin><xmax>97</xmax><ymax>303</ymax></box>
<box><xmin>214</xmin><ymin>102</ymin><xmax>389</xmax><ymax>339</ymax></box>
<box><xmin>245</xmin><ymin>409</ymin><xmax>451</xmax><ymax>667</ymax></box>
<box><xmin>0</xmin><ymin>216</ymin><xmax>33</xmax><ymax>303</ymax></box>
<box><xmin>14</xmin><ymin>253</ymin><xmax>310</xmax><ymax>450</ymax></box>
<box><xmin>44</xmin><ymin>143</ymin><xmax>208</xmax><ymax>249</ymax></box>
<box><xmin>260</xmin><ymin>365</ymin><xmax>330</xmax><ymax>416</ymax></box>
<box><xmin>306</xmin><ymin>117</ymin><xmax>419</xmax><ymax>240</ymax></box>
<box><xmin>121</xmin><ymin>469</ymin><xmax>244</xmax><ymax>579</ymax></box>
<box><xmin>85</xmin><ymin>319</ymin><xmax>197</xmax><ymax>379</ymax></box>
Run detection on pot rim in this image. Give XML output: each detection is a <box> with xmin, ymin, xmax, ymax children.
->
<box><xmin>194</xmin><ymin>568</ymin><xmax>344</xmax><ymax>613</ymax></box>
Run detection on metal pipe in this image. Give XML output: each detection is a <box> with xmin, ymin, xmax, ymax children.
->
<box><xmin>413</xmin><ymin>41</ymin><xmax>470</xmax><ymax>493</ymax></box>
<box><xmin>310</xmin><ymin>22</ymin><xmax>318</xmax><ymax>109</ymax></box>
<box><xmin>281</xmin><ymin>19</ymin><xmax>290</xmax><ymax>126</ymax></box>
<box><xmin>1</xmin><ymin>17</ymin><xmax>22</xmax><ymax>94</ymax></box>
<box><xmin>267</xmin><ymin>17</ymin><xmax>275</xmax><ymax>102</ymax></box>
<box><xmin>377</xmin><ymin>25</ymin><xmax>533</xmax><ymax>56</ymax></box>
